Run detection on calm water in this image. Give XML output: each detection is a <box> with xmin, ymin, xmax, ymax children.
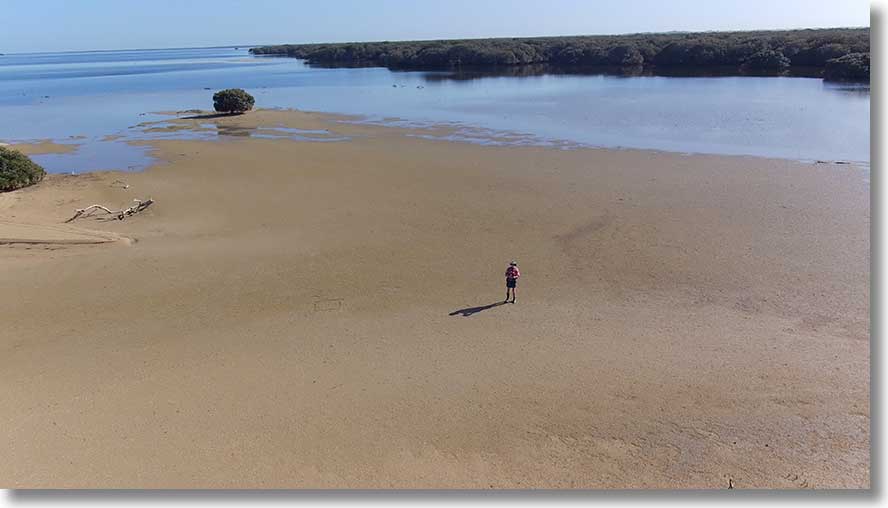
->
<box><xmin>0</xmin><ymin>47</ymin><xmax>870</xmax><ymax>173</ymax></box>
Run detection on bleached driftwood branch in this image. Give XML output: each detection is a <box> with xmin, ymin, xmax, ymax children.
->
<box><xmin>65</xmin><ymin>198</ymin><xmax>154</xmax><ymax>223</ymax></box>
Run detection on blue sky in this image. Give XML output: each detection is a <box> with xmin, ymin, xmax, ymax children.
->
<box><xmin>3</xmin><ymin>0</ymin><xmax>870</xmax><ymax>53</ymax></box>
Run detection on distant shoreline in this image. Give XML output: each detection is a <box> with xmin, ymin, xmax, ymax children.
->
<box><xmin>0</xmin><ymin>44</ymin><xmax>256</xmax><ymax>56</ymax></box>
<box><xmin>251</xmin><ymin>27</ymin><xmax>870</xmax><ymax>82</ymax></box>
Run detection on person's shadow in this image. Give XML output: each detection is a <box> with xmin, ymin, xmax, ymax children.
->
<box><xmin>449</xmin><ymin>301</ymin><xmax>506</xmax><ymax>317</ymax></box>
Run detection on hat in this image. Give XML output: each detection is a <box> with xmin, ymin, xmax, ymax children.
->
<box><xmin>509</xmin><ymin>261</ymin><xmax>517</xmax><ymax>266</ymax></box>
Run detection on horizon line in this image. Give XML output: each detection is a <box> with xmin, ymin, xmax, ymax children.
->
<box><xmin>1</xmin><ymin>25</ymin><xmax>869</xmax><ymax>55</ymax></box>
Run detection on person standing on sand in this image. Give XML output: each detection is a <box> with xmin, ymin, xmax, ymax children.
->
<box><xmin>505</xmin><ymin>261</ymin><xmax>520</xmax><ymax>304</ymax></box>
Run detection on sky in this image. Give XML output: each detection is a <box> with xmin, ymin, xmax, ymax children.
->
<box><xmin>2</xmin><ymin>0</ymin><xmax>871</xmax><ymax>53</ymax></box>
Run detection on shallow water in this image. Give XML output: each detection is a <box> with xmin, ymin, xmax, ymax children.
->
<box><xmin>0</xmin><ymin>46</ymin><xmax>870</xmax><ymax>173</ymax></box>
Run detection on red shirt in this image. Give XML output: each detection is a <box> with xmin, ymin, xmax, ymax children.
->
<box><xmin>505</xmin><ymin>266</ymin><xmax>520</xmax><ymax>280</ymax></box>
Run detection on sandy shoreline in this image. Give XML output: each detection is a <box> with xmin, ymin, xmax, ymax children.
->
<box><xmin>0</xmin><ymin>110</ymin><xmax>869</xmax><ymax>488</ymax></box>
<box><xmin>1</xmin><ymin>139</ymin><xmax>78</xmax><ymax>156</ymax></box>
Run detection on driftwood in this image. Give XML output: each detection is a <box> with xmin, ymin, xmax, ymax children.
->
<box><xmin>65</xmin><ymin>198</ymin><xmax>154</xmax><ymax>223</ymax></box>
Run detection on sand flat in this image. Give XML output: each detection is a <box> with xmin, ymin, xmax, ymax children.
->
<box><xmin>2</xmin><ymin>139</ymin><xmax>77</xmax><ymax>155</ymax></box>
<box><xmin>0</xmin><ymin>110</ymin><xmax>869</xmax><ymax>488</ymax></box>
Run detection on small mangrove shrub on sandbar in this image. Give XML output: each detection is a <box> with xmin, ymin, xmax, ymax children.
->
<box><xmin>0</xmin><ymin>146</ymin><xmax>46</xmax><ymax>192</ymax></box>
<box><xmin>213</xmin><ymin>88</ymin><xmax>255</xmax><ymax>114</ymax></box>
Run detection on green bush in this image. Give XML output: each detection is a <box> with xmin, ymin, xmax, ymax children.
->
<box><xmin>824</xmin><ymin>53</ymin><xmax>870</xmax><ymax>81</ymax></box>
<box><xmin>0</xmin><ymin>146</ymin><xmax>45</xmax><ymax>192</ymax></box>
<box><xmin>743</xmin><ymin>49</ymin><xmax>791</xmax><ymax>70</ymax></box>
<box><xmin>212</xmin><ymin>88</ymin><xmax>255</xmax><ymax>114</ymax></box>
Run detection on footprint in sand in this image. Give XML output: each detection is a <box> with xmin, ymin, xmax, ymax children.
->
<box><xmin>783</xmin><ymin>472</ymin><xmax>810</xmax><ymax>488</ymax></box>
<box><xmin>313</xmin><ymin>298</ymin><xmax>343</xmax><ymax>312</ymax></box>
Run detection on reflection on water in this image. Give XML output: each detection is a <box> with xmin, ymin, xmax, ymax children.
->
<box><xmin>29</xmin><ymin>139</ymin><xmax>154</xmax><ymax>173</ymax></box>
<box><xmin>410</xmin><ymin>63</ymin><xmax>831</xmax><ymax>81</ymax></box>
<box><xmin>29</xmin><ymin>120</ymin><xmax>350</xmax><ymax>173</ymax></box>
<box><xmin>216</xmin><ymin>124</ymin><xmax>252</xmax><ymax>137</ymax></box>
<box><xmin>211</xmin><ymin>124</ymin><xmax>347</xmax><ymax>140</ymax></box>
<box><xmin>822</xmin><ymin>81</ymin><xmax>872</xmax><ymax>96</ymax></box>
<box><xmin>299</xmin><ymin>59</ymin><xmax>840</xmax><ymax>80</ymax></box>
<box><xmin>0</xmin><ymin>46</ymin><xmax>870</xmax><ymax>172</ymax></box>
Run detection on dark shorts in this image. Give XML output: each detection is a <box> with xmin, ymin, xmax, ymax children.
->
<box><xmin>506</xmin><ymin>278</ymin><xmax>517</xmax><ymax>288</ymax></box>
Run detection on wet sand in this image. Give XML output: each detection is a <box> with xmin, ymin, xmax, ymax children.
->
<box><xmin>2</xmin><ymin>139</ymin><xmax>77</xmax><ymax>156</ymax></box>
<box><xmin>0</xmin><ymin>110</ymin><xmax>869</xmax><ymax>488</ymax></box>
